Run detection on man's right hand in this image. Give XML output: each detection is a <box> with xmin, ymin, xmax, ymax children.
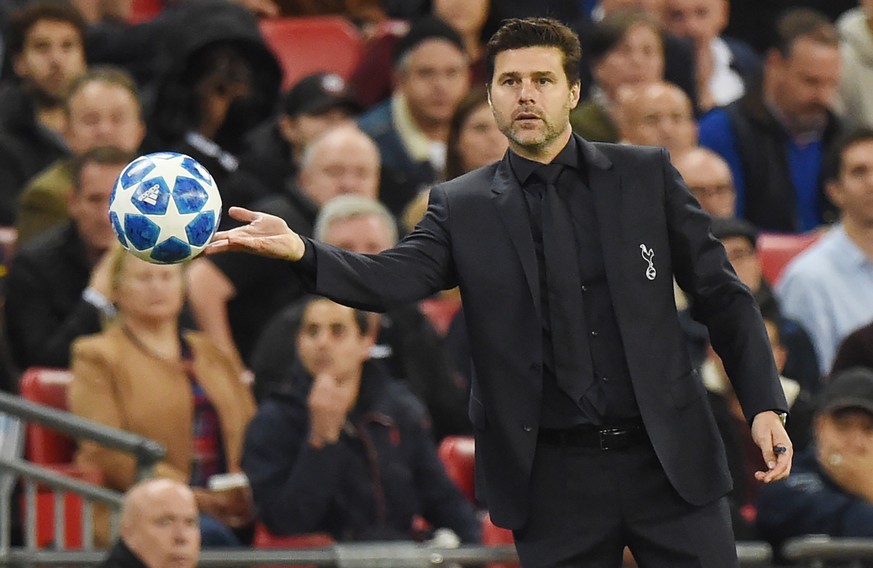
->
<box><xmin>307</xmin><ymin>373</ymin><xmax>357</xmax><ymax>448</ymax></box>
<box><xmin>207</xmin><ymin>207</ymin><xmax>306</xmax><ymax>261</ymax></box>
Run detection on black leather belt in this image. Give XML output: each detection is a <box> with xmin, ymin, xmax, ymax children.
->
<box><xmin>538</xmin><ymin>421</ymin><xmax>648</xmax><ymax>451</ymax></box>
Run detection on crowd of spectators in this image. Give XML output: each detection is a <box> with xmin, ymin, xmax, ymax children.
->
<box><xmin>2</xmin><ymin>0</ymin><xmax>873</xmax><ymax>559</ymax></box>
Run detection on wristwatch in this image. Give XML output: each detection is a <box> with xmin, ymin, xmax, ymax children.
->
<box><xmin>773</xmin><ymin>411</ymin><xmax>788</xmax><ymax>427</ymax></box>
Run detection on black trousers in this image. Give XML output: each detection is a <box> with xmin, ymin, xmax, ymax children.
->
<box><xmin>512</xmin><ymin>436</ymin><xmax>738</xmax><ymax>568</ymax></box>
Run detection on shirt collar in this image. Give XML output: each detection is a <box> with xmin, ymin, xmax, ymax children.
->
<box><xmin>508</xmin><ymin>134</ymin><xmax>581</xmax><ymax>185</ymax></box>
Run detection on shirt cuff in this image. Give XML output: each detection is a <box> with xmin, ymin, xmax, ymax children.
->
<box><xmin>82</xmin><ymin>287</ymin><xmax>116</xmax><ymax>319</ymax></box>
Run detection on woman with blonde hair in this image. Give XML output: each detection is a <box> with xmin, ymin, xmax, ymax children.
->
<box><xmin>68</xmin><ymin>246</ymin><xmax>256</xmax><ymax>546</ymax></box>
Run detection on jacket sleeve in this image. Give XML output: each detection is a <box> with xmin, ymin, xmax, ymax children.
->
<box><xmin>308</xmin><ymin>184</ymin><xmax>457</xmax><ymax>313</ymax></box>
<box><xmin>661</xmin><ymin>150</ymin><xmax>786</xmax><ymax>419</ymax></box>
<box><xmin>403</xmin><ymin>397</ymin><xmax>481</xmax><ymax>543</ymax></box>
<box><xmin>241</xmin><ymin>399</ymin><xmax>349</xmax><ymax>535</ymax></box>
<box><xmin>5</xmin><ymin>254</ymin><xmax>102</xmax><ymax>368</ymax></box>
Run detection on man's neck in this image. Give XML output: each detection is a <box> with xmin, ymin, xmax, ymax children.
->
<box><xmin>36</xmin><ymin>105</ymin><xmax>66</xmax><ymax>137</ymax></box>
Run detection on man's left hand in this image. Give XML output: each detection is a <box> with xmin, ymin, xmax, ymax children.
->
<box><xmin>751</xmin><ymin>411</ymin><xmax>793</xmax><ymax>483</ymax></box>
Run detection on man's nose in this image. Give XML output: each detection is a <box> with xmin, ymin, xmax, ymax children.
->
<box><xmin>518</xmin><ymin>80</ymin><xmax>537</xmax><ymax>102</ymax></box>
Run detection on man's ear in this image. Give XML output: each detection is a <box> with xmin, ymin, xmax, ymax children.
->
<box><xmin>569</xmin><ymin>81</ymin><xmax>581</xmax><ymax>109</ymax></box>
<box><xmin>825</xmin><ymin>179</ymin><xmax>843</xmax><ymax>209</ymax></box>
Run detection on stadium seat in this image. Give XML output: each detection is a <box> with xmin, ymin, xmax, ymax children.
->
<box><xmin>258</xmin><ymin>16</ymin><xmax>363</xmax><ymax>91</ymax></box>
<box><xmin>419</xmin><ymin>294</ymin><xmax>462</xmax><ymax>336</ymax></box>
<box><xmin>252</xmin><ymin>522</ymin><xmax>335</xmax><ymax>568</ymax></box>
<box><xmin>482</xmin><ymin>513</ymin><xmax>517</xmax><ymax>568</ymax></box>
<box><xmin>19</xmin><ymin>367</ymin><xmax>101</xmax><ymax>549</ymax></box>
<box><xmin>127</xmin><ymin>0</ymin><xmax>163</xmax><ymax>24</ymax></box>
<box><xmin>757</xmin><ymin>231</ymin><xmax>821</xmax><ymax>285</ymax></box>
<box><xmin>437</xmin><ymin>435</ymin><xmax>476</xmax><ymax>505</ymax></box>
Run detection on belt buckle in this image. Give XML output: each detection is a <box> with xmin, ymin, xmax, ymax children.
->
<box><xmin>599</xmin><ymin>427</ymin><xmax>625</xmax><ymax>451</ymax></box>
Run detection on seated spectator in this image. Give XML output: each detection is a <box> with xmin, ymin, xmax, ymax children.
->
<box><xmin>242</xmin><ymin>296</ymin><xmax>481</xmax><ymax>543</ymax></box>
<box><xmin>698</xmin><ymin>8</ymin><xmax>843</xmax><ymax>233</ymax></box>
<box><xmin>16</xmin><ymin>66</ymin><xmax>146</xmax><ymax>246</ymax></box>
<box><xmin>238</xmin><ymin>72</ymin><xmax>361</xmax><ymax>193</ymax></box>
<box><xmin>5</xmin><ymin>146</ymin><xmax>132</xmax><ymax>370</ymax></box>
<box><xmin>145</xmin><ymin>0</ymin><xmax>281</xmax><ymax>216</ymax></box>
<box><xmin>617</xmin><ymin>81</ymin><xmax>697</xmax><ymax>158</ymax></box>
<box><xmin>250</xmin><ymin>195</ymin><xmax>470</xmax><ymax>439</ymax></box>
<box><xmin>444</xmin><ymin>87</ymin><xmax>507</xmax><ymax>181</ymax></box>
<box><xmin>350</xmin><ymin>0</ymin><xmax>491</xmax><ymax>109</ymax></box>
<box><xmin>0</xmin><ymin>1</ymin><xmax>87</xmax><ymax>224</ymax></box>
<box><xmin>836</xmin><ymin>1</ymin><xmax>873</xmax><ymax>130</ymax></box>
<box><xmin>703</xmin><ymin>316</ymin><xmax>814</xmax><ymax>539</ymax></box>
<box><xmin>188</xmin><ymin>125</ymin><xmax>382</xmax><ymax>366</ymax></box>
<box><xmin>570</xmin><ymin>10</ymin><xmax>665</xmax><ymax>143</ymax></box>
<box><xmin>403</xmin><ymin>86</ymin><xmax>506</xmax><ymax>233</ymax></box>
<box><xmin>357</xmin><ymin>16</ymin><xmax>470</xmax><ymax>216</ymax></box>
<box><xmin>832</xmin><ymin>319</ymin><xmax>873</xmax><ymax>376</ymax></box>
<box><xmin>702</xmin><ymin>217</ymin><xmax>822</xmax><ymax>392</ymax></box>
<box><xmin>777</xmin><ymin>127</ymin><xmax>873</xmax><ymax>376</ymax></box>
<box><xmin>69</xmin><ymin>247</ymin><xmax>257</xmax><ymax>546</ymax></box>
<box><xmin>661</xmin><ymin>0</ymin><xmax>762</xmax><ymax>112</ymax></box>
<box><xmin>98</xmin><ymin>478</ymin><xmax>200</xmax><ymax>568</ymax></box>
<box><xmin>757</xmin><ymin>366</ymin><xmax>873</xmax><ymax>545</ymax></box>
<box><xmin>672</xmin><ymin>147</ymin><xmax>735</xmax><ymax>218</ymax></box>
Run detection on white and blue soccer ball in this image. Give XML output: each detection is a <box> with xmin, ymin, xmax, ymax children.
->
<box><xmin>109</xmin><ymin>152</ymin><xmax>222</xmax><ymax>264</ymax></box>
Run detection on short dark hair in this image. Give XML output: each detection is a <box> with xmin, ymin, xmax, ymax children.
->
<box><xmin>6</xmin><ymin>1</ymin><xmax>86</xmax><ymax>58</ymax></box>
<box><xmin>297</xmin><ymin>295</ymin><xmax>371</xmax><ymax>336</ymax></box>
<box><xmin>824</xmin><ymin>127</ymin><xmax>873</xmax><ymax>183</ymax></box>
<box><xmin>485</xmin><ymin>17</ymin><xmax>582</xmax><ymax>86</ymax></box>
<box><xmin>65</xmin><ymin>66</ymin><xmax>142</xmax><ymax>117</ymax></box>
<box><xmin>770</xmin><ymin>8</ymin><xmax>838</xmax><ymax>58</ymax></box>
<box><xmin>70</xmin><ymin>146</ymin><xmax>135</xmax><ymax>194</ymax></box>
<box><xmin>585</xmin><ymin>9</ymin><xmax>663</xmax><ymax>62</ymax></box>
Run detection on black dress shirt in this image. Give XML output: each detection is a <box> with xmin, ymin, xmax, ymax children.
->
<box><xmin>508</xmin><ymin>136</ymin><xmax>640</xmax><ymax>427</ymax></box>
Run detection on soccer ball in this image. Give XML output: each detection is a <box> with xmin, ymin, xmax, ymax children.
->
<box><xmin>109</xmin><ymin>152</ymin><xmax>222</xmax><ymax>264</ymax></box>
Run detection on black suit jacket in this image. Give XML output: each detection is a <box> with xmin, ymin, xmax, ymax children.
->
<box><xmin>305</xmin><ymin>135</ymin><xmax>787</xmax><ymax>529</ymax></box>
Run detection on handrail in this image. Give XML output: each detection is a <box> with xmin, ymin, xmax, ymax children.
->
<box><xmin>0</xmin><ymin>457</ymin><xmax>122</xmax><ymax>506</ymax></box>
<box><xmin>0</xmin><ymin>390</ymin><xmax>165</xmax><ymax>478</ymax></box>
<box><xmin>782</xmin><ymin>535</ymin><xmax>873</xmax><ymax>562</ymax></box>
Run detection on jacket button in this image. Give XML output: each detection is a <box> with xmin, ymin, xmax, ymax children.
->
<box><xmin>523</xmin><ymin>425</ymin><xmax>532</xmax><ymax>432</ymax></box>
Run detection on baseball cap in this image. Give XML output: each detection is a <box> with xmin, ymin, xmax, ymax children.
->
<box><xmin>282</xmin><ymin>72</ymin><xmax>361</xmax><ymax>117</ymax></box>
<box><xmin>818</xmin><ymin>367</ymin><xmax>873</xmax><ymax>417</ymax></box>
<box><xmin>710</xmin><ymin>217</ymin><xmax>759</xmax><ymax>248</ymax></box>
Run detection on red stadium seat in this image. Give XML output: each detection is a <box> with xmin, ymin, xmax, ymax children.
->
<box><xmin>19</xmin><ymin>367</ymin><xmax>102</xmax><ymax>549</ymax></box>
<box><xmin>437</xmin><ymin>435</ymin><xmax>476</xmax><ymax>505</ymax></box>
<box><xmin>252</xmin><ymin>522</ymin><xmax>335</xmax><ymax>568</ymax></box>
<box><xmin>258</xmin><ymin>16</ymin><xmax>363</xmax><ymax>91</ymax></box>
<box><xmin>757</xmin><ymin>231</ymin><xmax>821</xmax><ymax>285</ymax></box>
<box><xmin>418</xmin><ymin>294</ymin><xmax>462</xmax><ymax>336</ymax></box>
<box><xmin>127</xmin><ymin>0</ymin><xmax>164</xmax><ymax>24</ymax></box>
<box><xmin>482</xmin><ymin>513</ymin><xmax>518</xmax><ymax>568</ymax></box>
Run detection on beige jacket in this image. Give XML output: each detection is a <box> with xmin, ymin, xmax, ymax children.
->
<box><xmin>68</xmin><ymin>325</ymin><xmax>256</xmax><ymax>491</ymax></box>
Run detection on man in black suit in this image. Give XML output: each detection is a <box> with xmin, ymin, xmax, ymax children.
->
<box><xmin>210</xmin><ymin>17</ymin><xmax>792</xmax><ymax>568</ymax></box>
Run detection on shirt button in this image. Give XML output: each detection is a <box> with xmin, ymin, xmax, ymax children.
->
<box><xmin>580</xmin><ymin>285</ymin><xmax>588</xmax><ymax>292</ymax></box>
<box><xmin>602</xmin><ymin>376</ymin><xmax>609</xmax><ymax>382</ymax></box>
<box><xmin>590</xmin><ymin>330</ymin><xmax>598</xmax><ymax>337</ymax></box>
<box><xmin>523</xmin><ymin>425</ymin><xmax>533</xmax><ymax>432</ymax></box>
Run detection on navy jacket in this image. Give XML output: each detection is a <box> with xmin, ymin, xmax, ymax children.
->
<box><xmin>757</xmin><ymin>447</ymin><xmax>873</xmax><ymax>543</ymax></box>
<box><xmin>242</xmin><ymin>360</ymin><xmax>480</xmax><ymax>543</ymax></box>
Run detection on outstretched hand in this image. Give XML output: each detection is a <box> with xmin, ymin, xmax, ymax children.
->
<box><xmin>751</xmin><ymin>411</ymin><xmax>793</xmax><ymax>483</ymax></box>
<box><xmin>207</xmin><ymin>206</ymin><xmax>306</xmax><ymax>261</ymax></box>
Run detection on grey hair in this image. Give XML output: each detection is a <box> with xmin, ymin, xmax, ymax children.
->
<box><xmin>314</xmin><ymin>194</ymin><xmax>398</xmax><ymax>245</ymax></box>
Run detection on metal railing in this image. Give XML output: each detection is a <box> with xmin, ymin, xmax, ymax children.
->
<box><xmin>783</xmin><ymin>535</ymin><xmax>873</xmax><ymax>567</ymax></box>
<box><xmin>0</xmin><ymin>389</ymin><xmax>166</xmax><ymax>558</ymax></box>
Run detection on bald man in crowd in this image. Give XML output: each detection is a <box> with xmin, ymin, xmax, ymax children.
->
<box><xmin>99</xmin><ymin>478</ymin><xmax>200</xmax><ymax>568</ymax></box>
<box><xmin>618</xmin><ymin>81</ymin><xmax>698</xmax><ymax>159</ymax></box>
<box><xmin>673</xmin><ymin>147</ymin><xmax>736</xmax><ymax>218</ymax></box>
<box><xmin>188</xmin><ymin>125</ymin><xmax>382</xmax><ymax>366</ymax></box>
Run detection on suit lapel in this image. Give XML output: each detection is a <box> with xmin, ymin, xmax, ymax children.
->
<box><xmin>491</xmin><ymin>155</ymin><xmax>541</xmax><ymax>314</ymax></box>
<box><xmin>576</xmin><ymin>136</ymin><xmax>626</xmax><ymax>290</ymax></box>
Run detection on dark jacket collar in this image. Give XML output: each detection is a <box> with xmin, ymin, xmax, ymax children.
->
<box><xmin>98</xmin><ymin>539</ymin><xmax>150</xmax><ymax>568</ymax></box>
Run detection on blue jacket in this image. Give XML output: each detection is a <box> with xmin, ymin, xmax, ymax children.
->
<box><xmin>757</xmin><ymin>447</ymin><xmax>873</xmax><ymax>544</ymax></box>
<box><xmin>242</xmin><ymin>360</ymin><xmax>480</xmax><ymax>542</ymax></box>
